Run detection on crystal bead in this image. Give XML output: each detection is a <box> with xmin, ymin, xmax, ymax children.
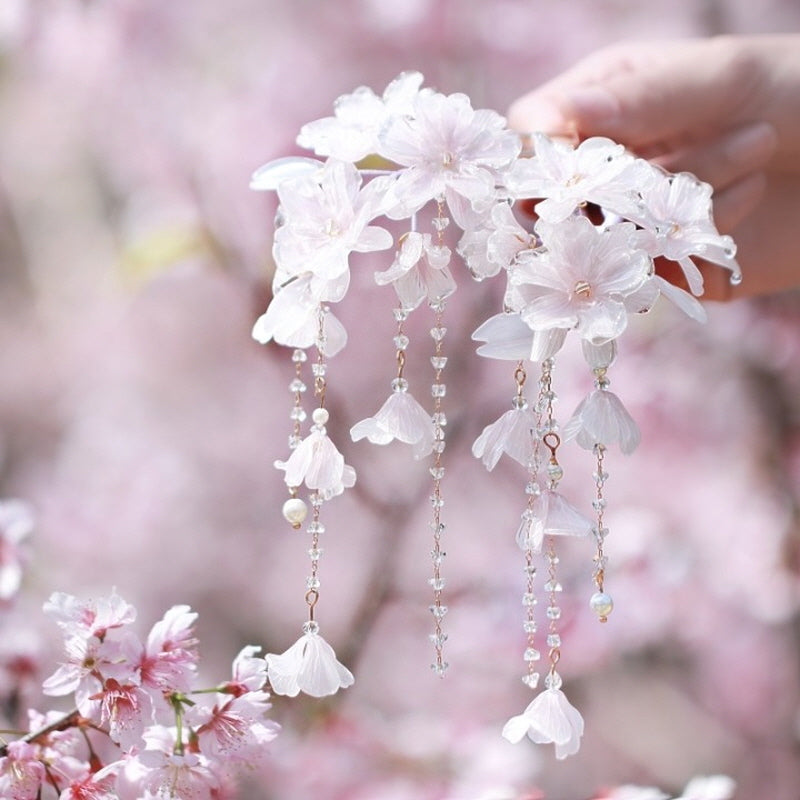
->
<box><xmin>430</xmin><ymin>522</ymin><xmax>445</xmax><ymax>535</ymax></box>
<box><xmin>282</xmin><ymin>498</ymin><xmax>308</xmax><ymax>529</ymax></box>
<box><xmin>430</xmin><ymin>495</ymin><xmax>444</xmax><ymax>509</ymax></box>
<box><xmin>311</xmin><ymin>363</ymin><xmax>327</xmax><ymax>377</ymax></box>
<box><xmin>307</xmin><ymin>521</ymin><xmax>325</xmax><ymax>535</ymax></box>
<box><xmin>522</xmin><ymin>672</ymin><xmax>540</xmax><ymax>689</ymax></box>
<box><xmin>547</xmin><ymin>463</ymin><xmax>564</xmax><ymax>483</ymax></box>
<box><xmin>545</xmin><ymin>671</ymin><xmax>562</xmax><ymax>690</ymax></box>
<box><xmin>311</xmin><ymin>407</ymin><xmax>329</xmax><ymax>425</ymax></box>
<box><xmin>430</xmin><ymin>326</ymin><xmax>447</xmax><ymax>341</ymax></box>
<box><xmin>428</xmin><ymin>577</ymin><xmax>446</xmax><ymax>591</ymax></box>
<box><xmin>429</xmin><ymin>604</ymin><xmax>448</xmax><ymax>619</ymax></box>
<box><xmin>431</xmin><ymin>550</ymin><xmax>446</xmax><ymax>565</ymax></box>
<box><xmin>593</xmin><ymin>470</ymin><xmax>610</xmax><ymax>483</ymax></box>
<box><xmin>429</xmin><ymin>466</ymin><xmax>445</xmax><ymax>480</ymax></box>
<box><xmin>302</xmin><ymin>620</ymin><xmax>320</xmax><ymax>635</ymax></box>
<box><xmin>393</xmin><ymin>308</ymin><xmax>409</xmax><ymax>322</ymax></box>
<box><xmin>431</xmin><ymin>383</ymin><xmax>446</xmax><ymax>398</ymax></box>
<box><xmin>546</xmin><ymin>606</ymin><xmax>562</xmax><ymax>620</ymax></box>
<box><xmin>429</xmin><ymin>632</ymin><xmax>448</xmax><ymax>647</ymax></box>
<box><xmin>289</xmin><ymin>378</ymin><xmax>307</xmax><ymax>393</ymax></box>
<box><xmin>511</xmin><ymin>395</ymin><xmax>528</xmax><ymax>410</ymax></box>
<box><xmin>289</xmin><ymin>407</ymin><xmax>307</xmax><ymax>423</ymax></box>
<box><xmin>430</xmin><ymin>355</ymin><xmax>448</xmax><ymax>370</ymax></box>
<box><xmin>308</xmin><ymin>547</ymin><xmax>323</xmax><ymax>560</ymax></box>
<box><xmin>592</xmin><ymin>499</ymin><xmax>607</xmax><ymax>511</ymax></box>
<box><xmin>291</xmin><ymin>349</ymin><xmax>307</xmax><ymax>363</ymax></box>
<box><xmin>525</xmin><ymin>482</ymin><xmax>541</xmax><ymax>496</ymax></box>
<box><xmin>523</xmin><ymin>620</ymin><xmax>537</xmax><ymax>634</ymax></box>
<box><xmin>389</xmin><ymin>379</ymin><xmax>408</xmax><ymax>395</ymax></box>
<box><xmin>546</xmin><ymin>633</ymin><xmax>561</xmax><ymax>648</ymax></box>
<box><xmin>544</xmin><ymin>580</ymin><xmax>562</xmax><ymax>593</ymax></box>
<box><xmin>522</xmin><ymin>593</ymin><xmax>537</xmax><ymax>607</ymax></box>
<box><xmin>432</xmin><ymin>411</ymin><xmax>447</xmax><ymax>426</ymax></box>
<box><xmin>524</xmin><ymin>647</ymin><xmax>541</xmax><ymax>662</ymax></box>
<box><xmin>431</xmin><ymin>661</ymin><xmax>449</xmax><ymax>677</ymax></box>
<box><xmin>432</xmin><ymin>440</ymin><xmax>446</xmax><ymax>454</ymax></box>
<box><xmin>432</xmin><ymin>215</ymin><xmax>450</xmax><ymax>231</ymax></box>
<box><xmin>524</xmin><ymin>564</ymin><xmax>536</xmax><ymax>576</ymax></box>
<box><xmin>394</xmin><ymin>334</ymin><xmax>410</xmax><ymax>350</ymax></box>
<box><xmin>306</xmin><ymin>576</ymin><xmax>320</xmax><ymax>590</ymax></box>
<box><xmin>590</xmin><ymin>591</ymin><xmax>614</xmax><ymax>621</ymax></box>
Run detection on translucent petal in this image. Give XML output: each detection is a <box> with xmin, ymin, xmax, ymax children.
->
<box><xmin>564</xmin><ymin>389</ymin><xmax>641</xmax><ymax>454</ymax></box>
<box><xmin>501</xmin><ymin>713</ymin><xmax>531</xmax><ymax>744</ymax></box>
<box><xmin>265</xmin><ymin>638</ymin><xmax>306</xmax><ymax>697</ymax></box>
<box><xmin>299</xmin><ymin>633</ymin><xmax>355</xmax><ymax>697</ymax></box>
<box><xmin>472</xmin><ymin>407</ymin><xmax>537</xmax><ymax>471</ymax></box>
<box><xmin>532</xmin><ymin>490</ymin><xmax>592</xmax><ymax>537</ymax></box>
<box><xmin>472</xmin><ymin>312</ymin><xmax>534</xmax><ymax>361</ymax></box>
<box><xmin>655</xmin><ymin>276</ymin><xmax>707</xmax><ymax>323</ymax></box>
<box><xmin>249</xmin><ymin>157</ymin><xmax>324</xmax><ymax>191</ymax></box>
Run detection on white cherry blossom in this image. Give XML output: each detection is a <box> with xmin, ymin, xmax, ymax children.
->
<box><xmin>563</xmin><ymin>387</ymin><xmax>641</xmax><ymax>454</ymax></box>
<box><xmin>471</xmin><ymin>312</ymin><xmax>567</xmax><ymax>362</ymax></box>
<box><xmin>502</xmin><ymin>685</ymin><xmax>584</xmax><ymax>759</ymax></box>
<box><xmin>379</xmin><ymin>90</ymin><xmax>520</xmax><ymax>226</ymax></box>
<box><xmin>297</xmin><ymin>71</ymin><xmax>425</xmax><ymax>162</ymax></box>
<box><xmin>350</xmin><ymin>386</ymin><xmax>435</xmax><ymax>459</ymax></box>
<box><xmin>471</xmin><ymin>404</ymin><xmax>537</xmax><ymax>471</ymax></box>
<box><xmin>266</xmin><ymin>628</ymin><xmax>354</xmax><ymax>698</ymax></box>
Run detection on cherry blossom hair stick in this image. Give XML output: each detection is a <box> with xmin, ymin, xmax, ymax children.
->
<box><xmin>250</xmin><ymin>71</ymin><xmax>740</xmax><ymax>756</ymax></box>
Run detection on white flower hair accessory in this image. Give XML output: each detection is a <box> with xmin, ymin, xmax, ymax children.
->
<box><xmin>250</xmin><ymin>72</ymin><xmax>740</xmax><ymax>754</ymax></box>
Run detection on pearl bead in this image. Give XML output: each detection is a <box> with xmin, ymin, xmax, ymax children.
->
<box><xmin>311</xmin><ymin>407</ymin><xmax>329</xmax><ymax>426</ymax></box>
<box><xmin>282</xmin><ymin>498</ymin><xmax>308</xmax><ymax>529</ymax></box>
<box><xmin>589</xmin><ymin>591</ymin><xmax>614</xmax><ymax>621</ymax></box>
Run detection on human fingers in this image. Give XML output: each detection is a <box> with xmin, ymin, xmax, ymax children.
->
<box><xmin>655</xmin><ymin>121</ymin><xmax>777</xmax><ymax>193</ymax></box>
<box><xmin>708</xmin><ymin>171</ymin><xmax>767</xmax><ymax>234</ymax></box>
<box><xmin>508</xmin><ymin>38</ymin><xmax>758</xmax><ymax>151</ymax></box>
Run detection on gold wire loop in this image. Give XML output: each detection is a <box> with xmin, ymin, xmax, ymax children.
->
<box><xmin>396</xmin><ymin>349</ymin><xmax>406</xmax><ymax>378</ymax></box>
<box><xmin>514</xmin><ymin>364</ymin><xmax>527</xmax><ymax>388</ymax></box>
<box><xmin>543</xmin><ymin>432</ymin><xmax>561</xmax><ymax>457</ymax></box>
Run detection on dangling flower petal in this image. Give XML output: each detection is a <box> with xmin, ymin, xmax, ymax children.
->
<box><xmin>472</xmin><ymin>406</ymin><xmax>537</xmax><ymax>471</ymax></box>
<box><xmin>563</xmin><ymin>388</ymin><xmax>641</xmax><ymax>454</ymax></box>
<box><xmin>274</xmin><ymin>429</ymin><xmax>356</xmax><ymax>499</ymax></box>
<box><xmin>350</xmin><ymin>389</ymin><xmax>435</xmax><ymax>459</ymax></box>
<box><xmin>472</xmin><ymin>313</ymin><xmax>567</xmax><ymax>362</ymax></box>
<box><xmin>517</xmin><ymin>490</ymin><xmax>592</xmax><ymax>551</ymax></box>
<box><xmin>501</xmin><ymin>686</ymin><xmax>584</xmax><ymax>759</ymax></box>
<box><xmin>266</xmin><ymin>630</ymin><xmax>354</xmax><ymax>698</ymax></box>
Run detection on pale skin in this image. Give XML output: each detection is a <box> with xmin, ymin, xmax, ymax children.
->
<box><xmin>507</xmin><ymin>35</ymin><xmax>800</xmax><ymax>300</ymax></box>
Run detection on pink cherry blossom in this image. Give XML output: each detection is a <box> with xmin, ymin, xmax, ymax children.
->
<box><xmin>0</xmin><ymin>740</ymin><xmax>45</xmax><ymax>800</ymax></box>
<box><xmin>222</xmin><ymin>645</ymin><xmax>268</xmax><ymax>696</ymax></box>
<box><xmin>140</xmin><ymin>604</ymin><xmax>198</xmax><ymax>694</ymax></box>
<box><xmin>43</xmin><ymin>589</ymin><xmax>136</xmax><ymax>642</ymax></box>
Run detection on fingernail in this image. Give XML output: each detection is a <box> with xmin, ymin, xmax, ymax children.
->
<box><xmin>507</xmin><ymin>95</ymin><xmax>572</xmax><ymax>136</ymax></box>
<box><xmin>561</xmin><ymin>86</ymin><xmax>621</xmax><ymax>127</ymax></box>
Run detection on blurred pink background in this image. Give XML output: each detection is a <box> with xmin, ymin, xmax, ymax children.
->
<box><xmin>1</xmin><ymin>1</ymin><xmax>800</xmax><ymax>798</ymax></box>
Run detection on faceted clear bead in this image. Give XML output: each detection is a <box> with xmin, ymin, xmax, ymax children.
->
<box><xmin>546</xmin><ymin>633</ymin><xmax>561</xmax><ymax>648</ymax></box>
<box><xmin>393</xmin><ymin>308</ymin><xmax>409</xmax><ymax>323</ymax></box>
<box><xmin>524</xmin><ymin>564</ymin><xmax>536</xmax><ymax>577</ymax></box>
<box><xmin>291</xmin><ymin>349</ymin><xmax>307</xmax><ymax>363</ymax></box>
<box><xmin>433</xmin><ymin>440</ymin><xmax>446</xmax><ymax>454</ymax></box>
<box><xmin>525</xmin><ymin>482</ymin><xmax>541</xmax><ymax>496</ymax></box>
<box><xmin>546</xmin><ymin>606</ymin><xmax>562</xmax><ymax>620</ymax></box>
<box><xmin>311</xmin><ymin>362</ymin><xmax>327</xmax><ymax>377</ymax></box>
<box><xmin>288</xmin><ymin>434</ymin><xmax>302</xmax><ymax>450</ymax></box>
<box><xmin>547</xmin><ymin>463</ymin><xmax>564</xmax><ymax>483</ymax></box>
<box><xmin>432</xmin><ymin>411</ymin><xmax>447</xmax><ymax>426</ymax></box>
<box><xmin>428</xmin><ymin>577</ymin><xmax>446</xmax><ymax>591</ymax></box>
<box><xmin>429</xmin><ymin>604</ymin><xmax>448</xmax><ymax>619</ymax></box>
<box><xmin>394</xmin><ymin>334</ymin><xmax>410</xmax><ymax>350</ymax></box>
<box><xmin>593</xmin><ymin>470</ymin><xmax>610</xmax><ymax>483</ymax></box>
<box><xmin>429</xmin><ymin>466</ymin><xmax>445</xmax><ymax>480</ymax></box>
<box><xmin>544</xmin><ymin>580</ymin><xmax>562</xmax><ymax>593</ymax></box>
<box><xmin>431</xmin><ymin>383</ymin><xmax>447</xmax><ymax>398</ymax></box>
<box><xmin>306</xmin><ymin>576</ymin><xmax>320</xmax><ymax>590</ymax></box>
<box><xmin>430</xmin><ymin>495</ymin><xmax>444</xmax><ymax>509</ymax></box>
<box><xmin>430</xmin><ymin>326</ymin><xmax>447</xmax><ymax>341</ymax></box>
<box><xmin>430</xmin><ymin>356</ymin><xmax>448</xmax><ymax>370</ymax></box>
<box><xmin>592</xmin><ymin>498</ymin><xmax>607</xmax><ymax>511</ymax></box>
<box><xmin>432</xmin><ymin>215</ymin><xmax>450</xmax><ymax>231</ymax></box>
<box><xmin>431</xmin><ymin>661</ymin><xmax>449</xmax><ymax>677</ymax></box>
<box><xmin>289</xmin><ymin>378</ymin><xmax>307</xmax><ymax>393</ymax></box>
<box><xmin>302</xmin><ymin>620</ymin><xmax>320</xmax><ymax>635</ymax></box>
<box><xmin>522</xmin><ymin>672</ymin><xmax>540</xmax><ymax>689</ymax></box>
<box><xmin>429</xmin><ymin>632</ymin><xmax>448</xmax><ymax>647</ymax></box>
<box><xmin>431</xmin><ymin>550</ymin><xmax>446</xmax><ymax>565</ymax></box>
<box><xmin>523</xmin><ymin>620</ymin><xmax>537</xmax><ymax>634</ymax></box>
<box><xmin>524</xmin><ymin>647</ymin><xmax>541</xmax><ymax>662</ymax></box>
<box><xmin>307</xmin><ymin>521</ymin><xmax>325</xmax><ymax>535</ymax></box>
<box><xmin>308</xmin><ymin>547</ymin><xmax>323</xmax><ymax>560</ymax></box>
<box><xmin>522</xmin><ymin>593</ymin><xmax>537</xmax><ymax>607</ymax></box>
<box><xmin>511</xmin><ymin>395</ymin><xmax>528</xmax><ymax>410</ymax></box>
<box><xmin>545</xmin><ymin>671</ymin><xmax>563</xmax><ymax>690</ymax></box>
<box><xmin>289</xmin><ymin>406</ymin><xmax>307</xmax><ymax>422</ymax></box>
<box><xmin>391</xmin><ymin>377</ymin><xmax>409</xmax><ymax>393</ymax></box>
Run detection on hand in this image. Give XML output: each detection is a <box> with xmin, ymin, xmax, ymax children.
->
<box><xmin>507</xmin><ymin>36</ymin><xmax>800</xmax><ymax>299</ymax></box>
